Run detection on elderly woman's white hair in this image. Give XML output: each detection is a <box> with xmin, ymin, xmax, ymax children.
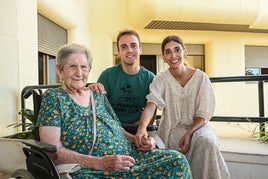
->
<box><xmin>56</xmin><ymin>43</ymin><xmax>92</xmax><ymax>72</ymax></box>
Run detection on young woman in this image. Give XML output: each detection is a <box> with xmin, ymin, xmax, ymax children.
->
<box><xmin>135</xmin><ymin>35</ymin><xmax>230</xmax><ymax>179</ymax></box>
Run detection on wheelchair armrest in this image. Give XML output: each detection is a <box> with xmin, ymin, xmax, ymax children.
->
<box><xmin>22</xmin><ymin>139</ymin><xmax>57</xmax><ymax>153</ymax></box>
<box><xmin>122</xmin><ymin>124</ymin><xmax>158</xmax><ymax>135</ymax></box>
<box><xmin>146</xmin><ymin>124</ymin><xmax>158</xmax><ymax>131</ymax></box>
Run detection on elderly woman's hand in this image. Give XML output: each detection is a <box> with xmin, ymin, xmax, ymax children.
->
<box><xmin>94</xmin><ymin>155</ymin><xmax>135</xmax><ymax>171</ymax></box>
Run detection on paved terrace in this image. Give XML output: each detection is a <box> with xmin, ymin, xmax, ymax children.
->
<box><xmin>220</xmin><ymin>137</ymin><xmax>268</xmax><ymax>179</ymax></box>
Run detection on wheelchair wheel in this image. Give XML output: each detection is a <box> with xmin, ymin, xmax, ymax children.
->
<box><xmin>10</xmin><ymin>169</ymin><xmax>34</xmax><ymax>179</ymax></box>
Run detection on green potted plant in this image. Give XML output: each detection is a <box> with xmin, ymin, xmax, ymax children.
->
<box><xmin>5</xmin><ymin>109</ymin><xmax>35</xmax><ymax>139</ymax></box>
<box><xmin>260</xmin><ymin>121</ymin><xmax>268</xmax><ymax>143</ymax></box>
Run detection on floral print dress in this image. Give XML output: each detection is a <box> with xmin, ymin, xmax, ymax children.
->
<box><xmin>36</xmin><ymin>87</ymin><xmax>192</xmax><ymax>179</ymax></box>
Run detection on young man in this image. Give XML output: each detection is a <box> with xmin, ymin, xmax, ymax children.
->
<box><xmin>90</xmin><ymin>30</ymin><xmax>155</xmax><ymax>126</ymax></box>
<box><xmin>90</xmin><ymin>30</ymin><xmax>165</xmax><ymax>148</ymax></box>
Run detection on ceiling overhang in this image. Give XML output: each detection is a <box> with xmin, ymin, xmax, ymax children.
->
<box><xmin>128</xmin><ymin>0</ymin><xmax>268</xmax><ymax>33</ymax></box>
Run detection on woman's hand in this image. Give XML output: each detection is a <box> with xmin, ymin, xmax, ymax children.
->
<box><xmin>178</xmin><ymin>133</ymin><xmax>191</xmax><ymax>154</ymax></box>
<box><xmin>88</xmin><ymin>83</ymin><xmax>106</xmax><ymax>94</ymax></box>
<box><xmin>94</xmin><ymin>155</ymin><xmax>135</xmax><ymax>171</ymax></box>
<box><xmin>178</xmin><ymin>117</ymin><xmax>204</xmax><ymax>154</ymax></box>
<box><xmin>134</xmin><ymin>127</ymin><xmax>148</xmax><ymax>148</ymax></box>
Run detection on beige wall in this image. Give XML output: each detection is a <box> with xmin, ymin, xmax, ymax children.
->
<box><xmin>0</xmin><ymin>0</ymin><xmax>38</xmax><ymax>136</ymax></box>
<box><xmin>0</xmin><ymin>0</ymin><xmax>267</xmax><ymax>138</ymax></box>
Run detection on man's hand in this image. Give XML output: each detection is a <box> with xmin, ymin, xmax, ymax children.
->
<box><xmin>88</xmin><ymin>83</ymin><xmax>106</xmax><ymax>94</ymax></box>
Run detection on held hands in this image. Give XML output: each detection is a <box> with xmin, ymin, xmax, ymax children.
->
<box><xmin>139</xmin><ymin>136</ymin><xmax>156</xmax><ymax>150</ymax></box>
<box><xmin>134</xmin><ymin>129</ymin><xmax>156</xmax><ymax>150</ymax></box>
<box><xmin>97</xmin><ymin>155</ymin><xmax>135</xmax><ymax>171</ymax></box>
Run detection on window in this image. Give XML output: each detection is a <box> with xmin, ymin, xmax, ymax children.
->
<box><xmin>38</xmin><ymin>52</ymin><xmax>58</xmax><ymax>84</ymax></box>
<box><xmin>245</xmin><ymin>67</ymin><xmax>261</xmax><ymax>76</ymax></box>
<box><xmin>38</xmin><ymin>13</ymin><xmax>67</xmax><ymax>84</ymax></box>
<box><xmin>245</xmin><ymin>46</ymin><xmax>268</xmax><ymax>75</ymax></box>
<box><xmin>186</xmin><ymin>55</ymin><xmax>205</xmax><ymax>72</ymax></box>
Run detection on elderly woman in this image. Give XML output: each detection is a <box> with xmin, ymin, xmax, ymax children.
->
<box><xmin>36</xmin><ymin>43</ymin><xmax>192</xmax><ymax>178</ymax></box>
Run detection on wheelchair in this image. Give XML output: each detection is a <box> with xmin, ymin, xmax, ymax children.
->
<box><xmin>11</xmin><ymin>84</ymin><xmax>160</xmax><ymax>179</ymax></box>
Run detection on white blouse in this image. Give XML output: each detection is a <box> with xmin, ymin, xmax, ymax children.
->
<box><xmin>146</xmin><ymin>69</ymin><xmax>216</xmax><ymax>147</ymax></box>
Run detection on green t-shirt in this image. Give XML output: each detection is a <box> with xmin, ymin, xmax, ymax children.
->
<box><xmin>97</xmin><ymin>64</ymin><xmax>155</xmax><ymax>124</ymax></box>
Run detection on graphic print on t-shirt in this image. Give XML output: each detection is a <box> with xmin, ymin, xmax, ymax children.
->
<box><xmin>113</xmin><ymin>83</ymin><xmax>140</xmax><ymax>114</ymax></box>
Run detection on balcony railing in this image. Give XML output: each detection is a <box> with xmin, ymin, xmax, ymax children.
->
<box><xmin>21</xmin><ymin>75</ymin><xmax>268</xmax><ymax>137</ymax></box>
<box><xmin>210</xmin><ymin>75</ymin><xmax>268</xmax><ymax>137</ymax></box>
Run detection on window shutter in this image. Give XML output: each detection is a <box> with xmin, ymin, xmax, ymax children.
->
<box><xmin>38</xmin><ymin>13</ymin><xmax>67</xmax><ymax>56</ymax></box>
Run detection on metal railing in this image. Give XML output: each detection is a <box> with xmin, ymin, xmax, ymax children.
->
<box><xmin>210</xmin><ymin>75</ymin><xmax>268</xmax><ymax>137</ymax></box>
<box><xmin>20</xmin><ymin>75</ymin><xmax>268</xmax><ymax>136</ymax></box>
